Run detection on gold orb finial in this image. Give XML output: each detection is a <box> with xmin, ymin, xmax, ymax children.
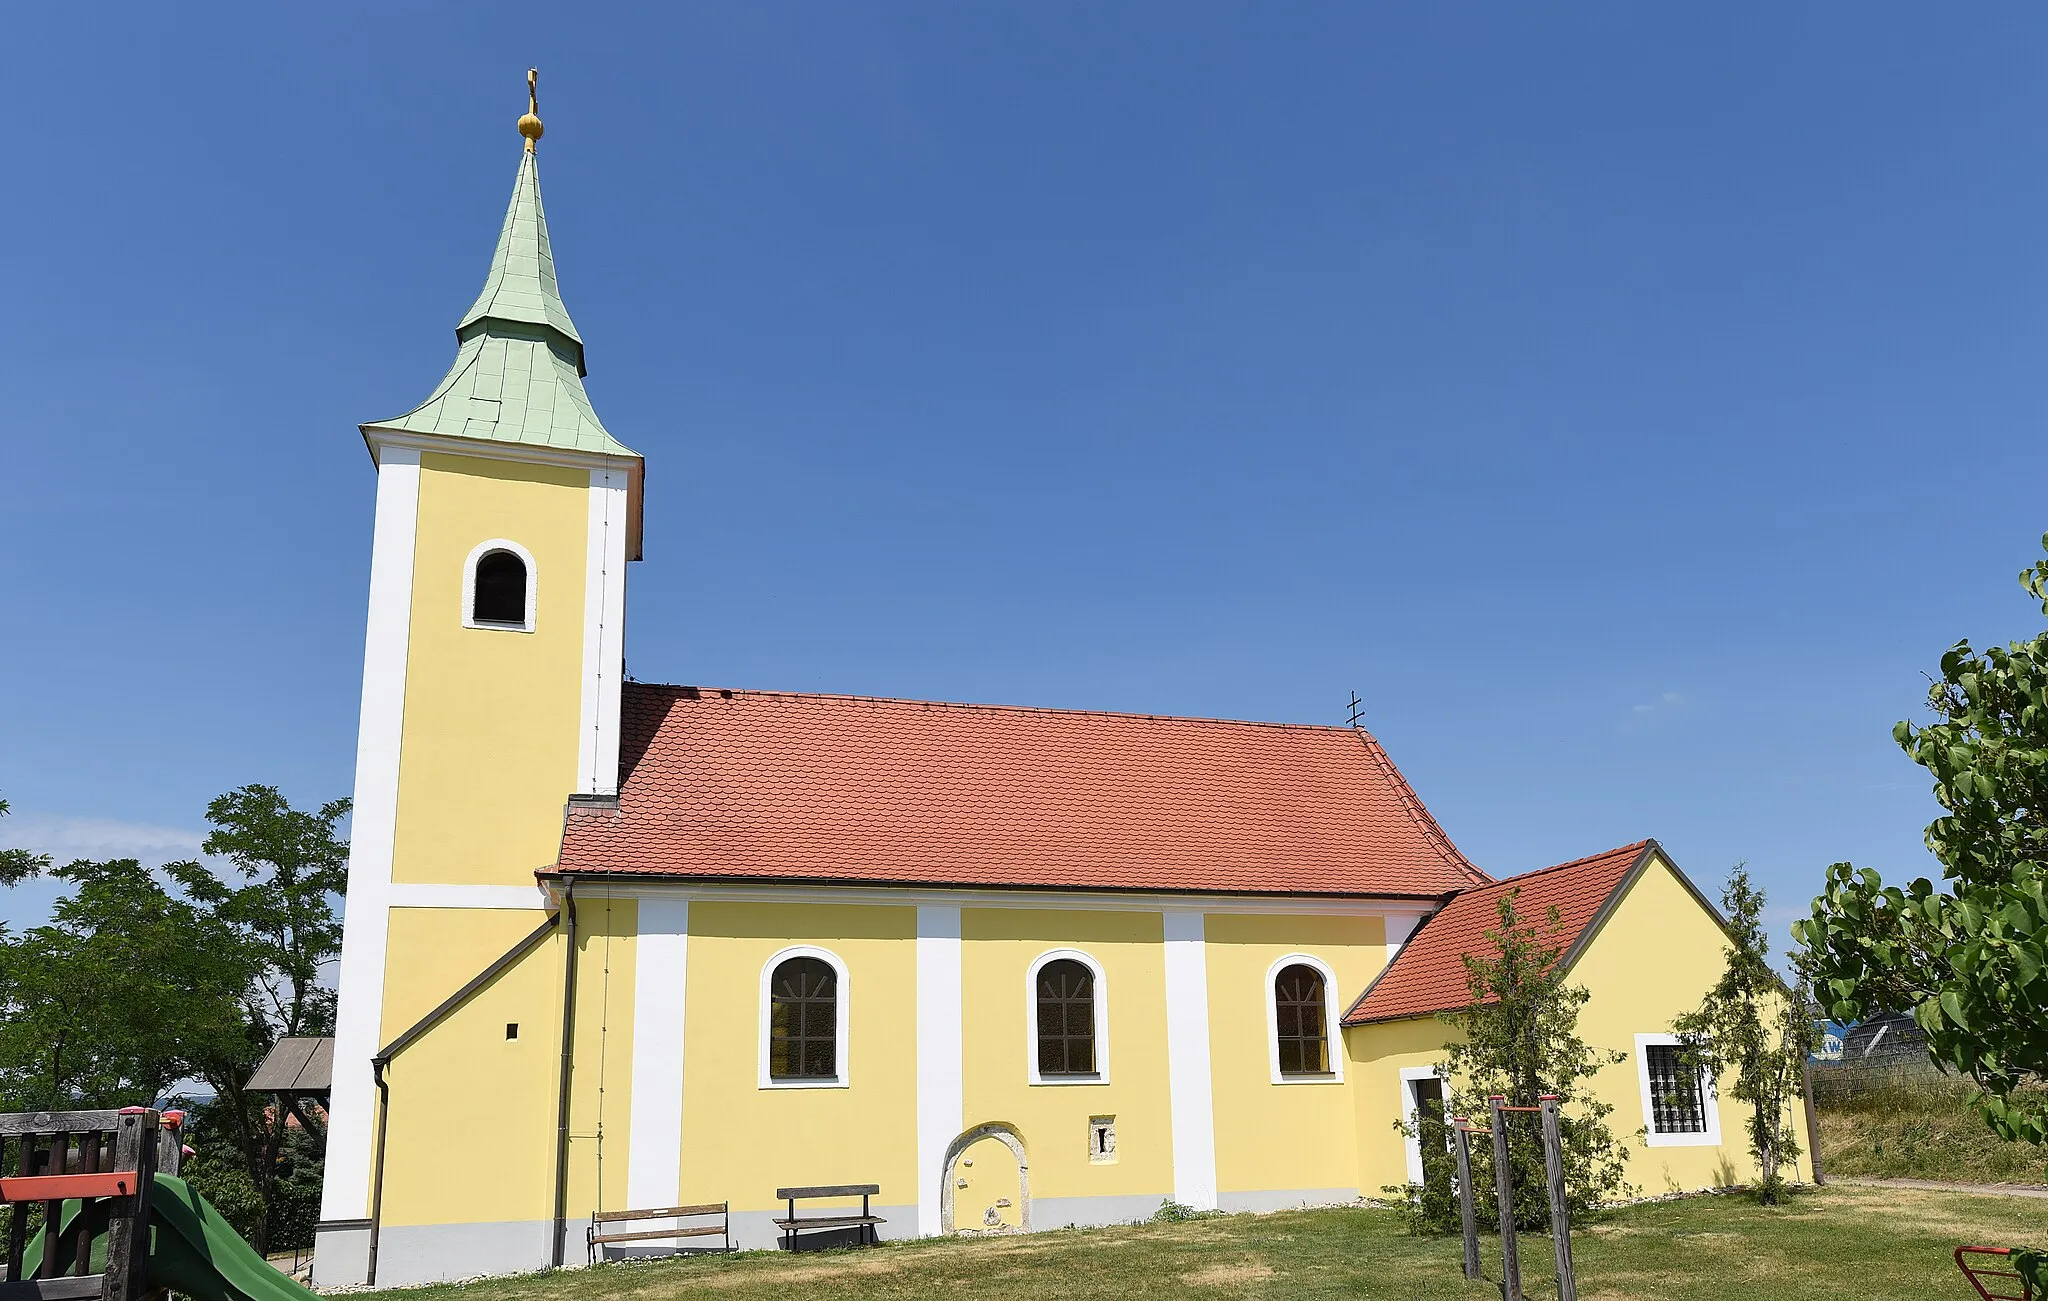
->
<box><xmin>518</xmin><ymin>67</ymin><xmax>544</xmax><ymax>152</ymax></box>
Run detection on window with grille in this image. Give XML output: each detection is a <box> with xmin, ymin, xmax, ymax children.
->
<box><xmin>472</xmin><ymin>550</ymin><xmax>528</xmax><ymax>626</ymax></box>
<box><xmin>1274</xmin><ymin>963</ymin><xmax>1329</xmax><ymax>1075</ymax></box>
<box><xmin>769</xmin><ymin>956</ymin><xmax>838</xmax><ymax>1080</ymax></box>
<box><xmin>1035</xmin><ymin>959</ymin><xmax>1096</xmax><ymax>1076</ymax></box>
<box><xmin>1644</xmin><ymin>1044</ymin><xmax>1707</xmax><ymax>1134</ymax></box>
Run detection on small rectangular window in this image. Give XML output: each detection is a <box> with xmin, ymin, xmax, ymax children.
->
<box><xmin>1088</xmin><ymin>1116</ymin><xmax>1117</xmax><ymax>1164</ymax></box>
<box><xmin>1644</xmin><ymin>1044</ymin><xmax>1706</xmax><ymax>1135</ymax></box>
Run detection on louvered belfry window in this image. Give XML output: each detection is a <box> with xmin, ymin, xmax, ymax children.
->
<box><xmin>1036</xmin><ymin>959</ymin><xmax>1096</xmax><ymax>1076</ymax></box>
<box><xmin>1275</xmin><ymin>964</ymin><xmax>1329</xmax><ymax>1075</ymax></box>
<box><xmin>769</xmin><ymin>957</ymin><xmax>837</xmax><ymax>1079</ymax></box>
<box><xmin>1645</xmin><ymin>1044</ymin><xmax>1707</xmax><ymax>1134</ymax></box>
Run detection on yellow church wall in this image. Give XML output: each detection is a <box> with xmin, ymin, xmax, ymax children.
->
<box><xmin>373</xmin><ymin>896</ymin><xmax>635</xmax><ymax>1229</ymax></box>
<box><xmin>1202</xmin><ymin>913</ymin><xmax>1385</xmax><ymax>1196</ymax></box>
<box><xmin>960</xmin><ymin>909</ymin><xmax>1174</xmax><ymax>1202</ymax></box>
<box><xmin>391</xmin><ymin>452</ymin><xmax>589</xmax><ymax>887</ymax></box>
<box><xmin>375</xmin><ymin>907</ymin><xmax>565</xmax><ymax>1228</ymax></box>
<box><xmin>676</xmin><ymin>901</ymin><xmax>920</xmax><ymax>1212</ymax></box>
<box><xmin>562</xmin><ymin>893</ymin><xmax>639</xmax><ymax>1222</ymax></box>
<box><xmin>1344</xmin><ymin>1014</ymin><xmax>1460</xmax><ymax>1193</ymax></box>
<box><xmin>1570</xmin><ymin>854</ymin><xmax>1793</xmax><ymax>1195</ymax></box>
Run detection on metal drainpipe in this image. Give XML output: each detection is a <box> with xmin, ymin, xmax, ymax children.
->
<box><xmin>367</xmin><ymin>1058</ymin><xmax>391</xmax><ymax>1285</ymax></box>
<box><xmin>550</xmin><ymin>879</ymin><xmax>579</xmax><ymax>1268</ymax></box>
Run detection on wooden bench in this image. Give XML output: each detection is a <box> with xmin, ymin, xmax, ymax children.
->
<box><xmin>772</xmin><ymin>1184</ymin><xmax>884</xmax><ymax>1251</ymax></box>
<box><xmin>586</xmin><ymin>1203</ymin><xmax>731</xmax><ymax>1261</ymax></box>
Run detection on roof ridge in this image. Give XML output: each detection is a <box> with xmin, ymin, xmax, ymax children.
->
<box><xmin>624</xmin><ymin>681</ymin><xmax>1367</xmax><ymax>734</ymax></box>
<box><xmin>1348</xmin><ymin>728</ymin><xmax>1490</xmax><ymax>886</ymax></box>
<box><xmin>1479</xmin><ymin>840</ymin><xmax>1650</xmax><ymax>891</ymax></box>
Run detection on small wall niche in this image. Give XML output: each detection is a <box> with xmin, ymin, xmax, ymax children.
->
<box><xmin>1088</xmin><ymin>1115</ymin><xmax>1117</xmax><ymax>1164</ymax></box>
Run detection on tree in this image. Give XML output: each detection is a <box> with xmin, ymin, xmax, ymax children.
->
<box><xmin>1387</xmin><ymin>891</ymin><xmax>1633</xmax><ymax>1232</ymax></box>
<box><xmin>0</xmin><ymin>857</ymin><xmax>253</xmax><ymax>1110</ymax></box>
<box><xmin>169</xmin><ymin>786</ymin><xmax>348</xmax><ymax>1255</ymax></box>
<box><xmin>1673</xmin><ymin>867</ymin><xmax>1815</xmax><ymax>1204</ymax></box>
<box><xmin>0</xmin><ymin>787</ymin><xmax>346</xmax><ymax>1255</ymax></box>
<box><xmin>1797</xmin><ymin>536</ymin><xmax>2048</xmax><ymax>1286</ymax></box>
<box><xmin>1797</xmin><ymin>538</ymin><xmax>2048</xmax><ymax>1144</ymax></box>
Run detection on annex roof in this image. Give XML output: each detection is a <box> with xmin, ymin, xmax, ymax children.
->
<box><xmin>554</xmin><ymin>683</ymin><xmax>1492</xmax><ymax>897</ymax></box>
<box><xmin>1340</xmin><ymin>840</ymin><xmax>1658</xmax><ymax>1026</ymax></box>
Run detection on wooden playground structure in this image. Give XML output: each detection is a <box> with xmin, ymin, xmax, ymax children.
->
<box><xmin>0</xmin><ymin>1107</ymin><xmax>183</xmax><ymax>1301</ymax></box>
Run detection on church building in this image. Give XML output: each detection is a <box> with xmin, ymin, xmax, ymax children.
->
<box><xmin>312</xmin><ymin>84</ymin><xmax>1780</xmax><ymax>1287</ymax></box>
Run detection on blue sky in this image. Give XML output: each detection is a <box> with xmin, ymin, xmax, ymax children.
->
<box><xmin>2</xmin><ymin>4</ymin><xmax>2043</xmax><ymax>945</ymax></box>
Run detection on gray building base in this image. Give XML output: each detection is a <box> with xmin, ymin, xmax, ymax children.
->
<box><xmin>313</xmin><ymin>1216</ymin><xmax>592</xmax><ymax>1289</ymax></box>
<box><xmin>1218</xmin><ymin>1187</ymin><xmax>1358</xmax><ymax>1214</ymax></box>
<box><xmin>1032</xmin><ymin>1193</ymin><xmax>1167</xmax><ymax>1230</ymax></box>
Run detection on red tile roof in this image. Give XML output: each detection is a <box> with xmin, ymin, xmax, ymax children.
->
<box><xmin>553</xmin><ymin>684</ymin><xmax>1490</xmax><ymax>896</ymax></box>
<box><xmin>1340</xmin><ymin>841</ymin><xmax>1655</xmax><ymax>1026</ymax></box>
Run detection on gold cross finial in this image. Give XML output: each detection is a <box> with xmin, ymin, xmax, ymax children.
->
<box><xmin>518</xmin><ymin>68</ymin><xmax>544</xmax><ymax>153</ymax></box>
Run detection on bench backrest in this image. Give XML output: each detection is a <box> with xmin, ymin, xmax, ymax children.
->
<box><xmin>590</xmin><ymin>1203</ymin><xmax>725</xmax><ymax>1226</ymax></box>
<box><xmin>775</xmin><ymin>1184</ymin><xmax>879</xmax><ymax>1200</ymax></box>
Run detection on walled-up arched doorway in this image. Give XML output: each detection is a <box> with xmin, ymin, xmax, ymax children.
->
<box><xmin>940</xmin><ymin>1122</ymin><xmax>1030</xmax><ymax>1234</ymax></box>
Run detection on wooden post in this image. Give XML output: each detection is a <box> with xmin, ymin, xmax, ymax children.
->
<box><xmin>40</xmin><ymin>1130</ymin><xmax>69</xmax><ymax>1279</ymax></box>
<box><xmin>74</xmin><ymin>1131</ymin><xmax>103</xmax><ymax>1278</ymax></box>
<box><xmin>7</xmin><ymin>1134</ymin><xmax>34</xmax><ymax>1282</ymax></box>
<box><xmin>1489</xmin><ymin>1096</ymin><xmax>1520</xmax><ymax>1301</ymax></box>
<box><xmin>102</xmin><ymin>1109</ymin><xmax>159</xmax><ymax>1301</ymax></box>
<box><xmin>1539</xmin><ymin>1097</ymin><xmax>1577</xmax><ymax>1301</ymax></box>
<box><xmin>155</xmin><ymin>1112</ymin><xmax>184</xmax><ymax>1179</ymax></box>
<box><xmin>1452</xmin><ymin>1118</ymin><xmax>1481</xmax><ymax>1281</ymax></box>
<box><xmin>1801</xmin><ymin>1058</ymin><xmax>1825</xmax><ymax>1185</ymax></box>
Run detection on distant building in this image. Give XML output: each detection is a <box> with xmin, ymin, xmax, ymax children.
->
<box><xmin>312</xmin><ymin>84</ymin><xmax>1779</xmax><ymax>1288</ymax></box>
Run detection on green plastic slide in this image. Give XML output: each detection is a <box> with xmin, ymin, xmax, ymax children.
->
<box><xmin>24</xmin><ymin>1174</ymin><xmax>318</xmax><ymax>1301</ymax></box>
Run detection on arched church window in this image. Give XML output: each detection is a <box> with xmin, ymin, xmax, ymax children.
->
<box><xmin>1274</xmin><ymin>963</ymin><xmax>1330</xmax><ymax>1076</ymax></box>
<box><xmin>472</xmin><ymin>550</ymin><xmax>528</xmax><ymax>626</ymax></box>
<box><xmin>1035</xmin><ymin>958</ymin><xmax>1097</xmax><ymax>1077</ymax></box>
<box><xmin>768</xmin><ymin>956</ymin><xmax>839</xmax><ymax>1081</ymax></box>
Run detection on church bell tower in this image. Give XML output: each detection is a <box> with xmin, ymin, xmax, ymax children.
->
<box><xmin>318</xmin><ymin>71</ymin><xmax>644</xmax><ymax>1274</ymax></box>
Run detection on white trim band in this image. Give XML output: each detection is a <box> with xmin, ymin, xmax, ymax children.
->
<box><xmin>321</xmin><ymin>447</ymin><xmax>421</xmax><ymax>1223</ymax></box>
<box><xmin>1162</xmin><ymin>911</ymin><xmax>1218</xmax><ymax>1211</ymax></box>
<box><xmin>914</xmin><ymin>906</ymin><xmax>963</xmax><ymax>1237</ymax></box>
<box><xmin>627</xmin><ymin>898</ymin><xmax>690</xmax><ymax>1210</ymax></box>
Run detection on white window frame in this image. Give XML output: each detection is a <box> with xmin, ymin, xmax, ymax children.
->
<box><xmin>759</xmin><ymin>945</ymin><xmax>850</xmax><ymax>1089</ymax></box>
<box><xmin>1026</xmin><ymin>948</ymin><xmax>1110</xmax><ymax>1085</ymax></box>
<box><xmin>1266</xmin><ymin>953</ymin><xmax>1344</xmax><ymax>1084</ymax></box>
<box><xmin>462</xmin><ymin>538</ymin><xmax>538</xmax><ymax>632</ymax></box>
<box><xmin>1634</xmin><ymin>1032</ymin><xmax>1721</xmax><ymax>1147</ymax></box>
<box><xmin>1400</xmin><ymin>1065</ymin><xmax>1449</xmax><ymax>1186</ymax></box>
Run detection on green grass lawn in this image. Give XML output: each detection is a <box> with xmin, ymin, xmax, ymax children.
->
<box><xmin>384</xmin><ymin>1185</ymin><xmax>2048</xmax><ymax>1300</ymax></box>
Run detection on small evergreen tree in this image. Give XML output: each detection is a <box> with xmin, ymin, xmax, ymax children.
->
<box><xmin>1673</xmin><ymin>867</ymin><xmax>1816</xmax><ymax>1204</ymax></box>
<box><xmin>1386</xmin><ymin>891</ymin><xmax>1633</xmax><ymax>1231</ymax></box>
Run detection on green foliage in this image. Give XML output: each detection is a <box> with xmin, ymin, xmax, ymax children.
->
<box><xmin>1150</xmin><ymin>1198</ymin><xmax>1221</xmax><ymax>1223</ymax></box>
<box><xmin>0</xmin><ymin>857</ymin><xmax>254</xmax><ymax>1110</ymax></box>
<box><xmin>1796</xmin><ymin>536</ymin><xmax>2048</xmax><ymax>1150</ymax></box>
<box><xmin>0</xmin><ymin>797</ymin><xmax>52</xmax><ymax>888</ymax></box>
<box><xmin>0</xmin><ymin>786</ymin><xmax>345</xmax><ymax>1255</ymax></box>
<box><xmin>1674</xmin><ymin>868</ymin><xmax>1816</xmax><ymax>1204</ymax></box>
<box><xmin>1385</xmin><ymin>891</ymin><xmax>1632</xmax><ymax>1232</ymax></box>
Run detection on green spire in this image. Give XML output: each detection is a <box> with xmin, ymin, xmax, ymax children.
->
<box><xmin>364</xmin><ymin>149</ymin><xmax>638</xmax><ymax>459</ymax></box>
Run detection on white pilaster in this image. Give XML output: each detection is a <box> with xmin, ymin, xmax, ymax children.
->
<box><xmin>914</xmin><ymin>905</ymin><xmax>964</xmax><ymax>1236</ymax></box>
<box><xmin>577</xmin><ymin>463</ymin><xmax>630</xmax><ymax>796</ymax></box>
<box><xmin>321</xmin><ymin>446</ymin><xmax>421</xmax><ymax>1223</ymax></box>
<box><xmin>1162</xmin><ymin>910</ymin><xmax>1218</xmax><ymax>1210</ymax></box>
<box><xmin>626</xmin><ymin>897</ymin><xmax>690</xmax><ymax>1210</ymax></box>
